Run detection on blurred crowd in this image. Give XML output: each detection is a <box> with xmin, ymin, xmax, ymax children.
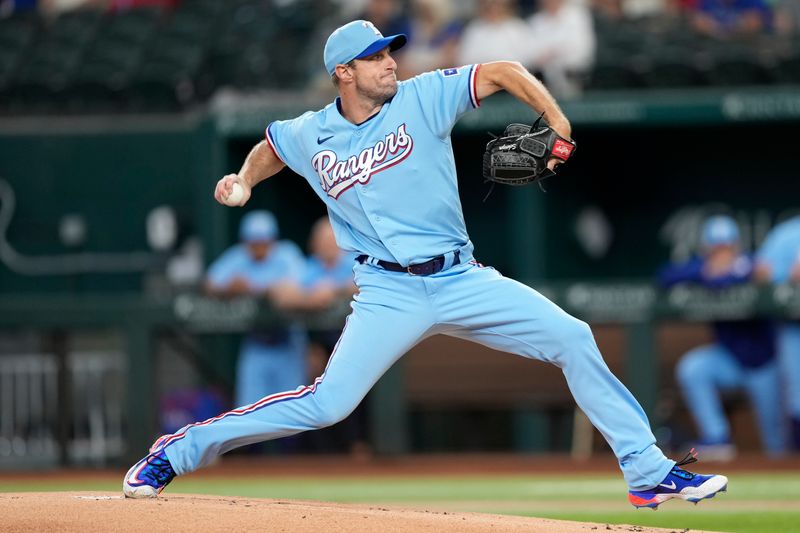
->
<box><xmin>2</xmin><ymin>0</ymin><xmax>799</xmax><ymax>100</ymax></box>
<box><xmin>659</xmin><ymin>214</ymin><xmax>800</xmax><ymax>460</ymax></box>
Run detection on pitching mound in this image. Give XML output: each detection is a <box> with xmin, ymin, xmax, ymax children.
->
<box><xmin>1</xmin><ymin>492</ymin><xmax>702</xmax><ymax>532</ymax></box>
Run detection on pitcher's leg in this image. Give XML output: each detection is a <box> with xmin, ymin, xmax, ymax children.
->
<box><xmin>161</xmin><ymin>300</ymin><xmax>433</xmax><ymax>475</ymax></box>
<box><xmin>436</xmin><ymin>265</ymin><xmax>672</xmax><ymax>490</ymax></box>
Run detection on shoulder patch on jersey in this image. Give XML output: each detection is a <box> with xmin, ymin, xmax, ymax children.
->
<box><xmin>440</xmin><ymin>68</ymin><xmax>460</xmax><ymax>77</ymax></box>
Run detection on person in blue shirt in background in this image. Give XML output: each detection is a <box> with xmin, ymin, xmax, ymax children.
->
<box><xmin>205</xmin><ymin>210</ymin><xmax>307</xmax><ymax>408</ymax></box>
<box><xmin>660</xmin><ymin>215</ymin><xmax>784</xmax><ymax>460</ymax></box>
<box><xmin>755</xmin><ymin>214</ymin><xmax>800</xmax><ymax>451</ymax></box>
<box><xmin>271</xmin><ymin>217</ymin><xmax>359</xmax><ymax>316</ymax></box>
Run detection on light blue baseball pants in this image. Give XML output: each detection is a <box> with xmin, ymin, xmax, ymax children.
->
<box><xmin>777</xmin><ymin>323</ymin><xmax>800</xmax><ymax>421</ymax></box>
<box><xmin>675</xmin><ymin>344</ymin><xmax>785</xmax><ymax>455</ymax></box>
<box><xmin>161</xmin><ymin>259</ymin><xmax>674</xmax><ymax>490</ymax></box>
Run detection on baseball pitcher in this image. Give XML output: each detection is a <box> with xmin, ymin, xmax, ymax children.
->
<box><xmin>124</xmin><ymin>20</ymin><xmax>728</xmax><ymax>509</ymax></box>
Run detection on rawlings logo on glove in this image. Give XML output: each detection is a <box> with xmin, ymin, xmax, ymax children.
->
<box><xmin>482</xmin><ymin>114</ymin><xmax>575</xmax><ymax>188</ymax></box>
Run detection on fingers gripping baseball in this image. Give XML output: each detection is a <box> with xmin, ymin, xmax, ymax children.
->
<box><xmin>214</xmin><ymin>174</ymin><xmax>251</xmax><ymax>207</ymax></box>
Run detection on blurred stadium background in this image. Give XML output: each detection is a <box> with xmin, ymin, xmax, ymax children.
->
<box><xmin>1</xmin><ymin>0</ymin><xmax>799</xmax><ymax>480</ymax></box>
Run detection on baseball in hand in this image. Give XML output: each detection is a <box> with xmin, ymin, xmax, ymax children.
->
<box><xmin>224</xmin><ymin>183</ymin><xmax>245</xmax><ymax>206</ymax></box>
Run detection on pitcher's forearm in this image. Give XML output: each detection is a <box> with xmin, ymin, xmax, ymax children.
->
<box><xmin>238</xmin><ymin>140</ymin><xmax>286</xmax><ymax>188</ymax></box>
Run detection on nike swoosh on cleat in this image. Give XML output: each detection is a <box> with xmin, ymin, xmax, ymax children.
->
<box><xmin>317</xmin><ymin>135</ymin><xmax>334</xmax><ymax>144</ymax></box>
<box><xmin>659</xmin><ymin>481</ymin><xmax>677</xmax><ymax>490</ymax></box>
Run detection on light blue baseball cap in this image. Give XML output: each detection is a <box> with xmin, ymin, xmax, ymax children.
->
<box><xmin>239</xmin><ymin>210</ymin><xmax>278</xmax><ymax>242</ymax></box>
<box><xmin>323</xmin><ymin>20</ymin><xmax>407</xmax><ymax>76</ymax></box>
<box><xmin>701</xmin><ymin>215</ymin><xmax>740</xmax><ymax>246</ymax></box>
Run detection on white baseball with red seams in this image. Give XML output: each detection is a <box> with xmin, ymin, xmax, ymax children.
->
<box><xmin>224</xmin><ymin>183</ymin><xmax>245</xmax><ymax>206</ymax></box>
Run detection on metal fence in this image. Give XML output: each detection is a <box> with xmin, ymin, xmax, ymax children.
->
<box><xmin>0</xmin><ymin>350</ymin><xmax>125</xmax><ymax>467</ymax></box>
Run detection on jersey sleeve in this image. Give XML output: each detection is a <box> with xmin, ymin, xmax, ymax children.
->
<box><xmin>407</xmin><ymin>64</ymin><xmax>481</xmax><ymax>138</ymax></box>
<box><xmin>265</xmin><ymin>117</ymin><xmax>307</xmax><ymax>174</ymax></box>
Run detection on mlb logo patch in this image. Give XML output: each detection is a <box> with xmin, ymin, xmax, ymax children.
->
<box><xmin>441</xmin><ymin>68</ymin><xmax>460</xmax><ymax>77</ymax></box>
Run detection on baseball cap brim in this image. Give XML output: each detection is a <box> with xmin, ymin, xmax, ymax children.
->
<box><xmin>354</xmin><ymin>34</ymin><xmax>407</xmax><ymax>61</ymax></box>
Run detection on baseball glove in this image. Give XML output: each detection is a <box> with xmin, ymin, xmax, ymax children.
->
<box><xmin>482</xmin><ymin>115</ymin><xmax>576</xmax><ymax>187</ymax></box>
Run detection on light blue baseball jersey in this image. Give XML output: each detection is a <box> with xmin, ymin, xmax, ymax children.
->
<box><xmin>756</xmin><ymin>216</ymin><xmax>800</xmax><ymax>283</ymax></box>
<box><xmin>206</xmin><ymin>241</ymin><xmax>305</xmax><ymax>290</ymax></box>
<box><xmin>301</xmin><ymin>251</ymin><xmax>359</xmax><ymax>290</ymax></box>
<box><xmin>266</xmin><ymin>65</ymin><xmax>481</xmax><ymax>266</ymax></box>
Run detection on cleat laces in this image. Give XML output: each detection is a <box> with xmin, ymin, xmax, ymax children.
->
<box><xmin>670</xmin><ymin>447</ymin><xmax>700</xmax><ymax>481</ymax></box>
<box><xmin>143</xmin><ymin>453</ymin><xmax>175</xmax><ymax>487</ymax></box>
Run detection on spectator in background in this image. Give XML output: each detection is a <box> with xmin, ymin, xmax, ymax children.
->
<box><xmin>205</xmin><ymin>210</ymin><xmax>307</xmax><ymax>408</ymax></box>
<box><xmin>108</xmin><ymin>0</ymin><xmax>179</xmax><ymax>10</ymax></box>
<box><xmin>398</xmin><ymin>0</ymin><xmax>462</xmax><ymax>78</ymax></box>
<box><xmin>39</xmin><ymin>0</ymin><xmax>88</xmax><ymax>16</ymax></box>
<box><xmin>0</xmin><ymin>0</ymin><xmax>36</xmax><ymax>16</ymax></box>
<box><xmin>755</xmin><ymin>215</ymin><xmax>800</xmax><ymax>451</ymax></box>
<box><xmin>591</xmin><ymin>0</ymin><xmax>677</xmax><ymax>20</ymax></box>
<box><xmin>774</xmin><ymin>0</ymin><xmax>800</xmax><ymax>34</ymax></box>
<box><xmin>526</xmin><ymin>0</ymin><xmax>596</xmax><ymax>98</ymax></box>
<box><xmin>330</xmin><ymin>0</ymin><xmax>370</xmax><ymax>19</ymax></box>
<box><xmin>457</xmin><ymin>0</ymin><xmax>531</xmax><ymax>66</ymax></box>
<box><xmin>690</xmin><ymin>0</ymin><xmax>771</xmax><ymax>37</ymax></box>
<box><xmin>591</xmin><ymin>0</ymin><xmax>626</xmax><ymax>20</ymax></box>
<box><xmin>660</xmin><ymin>215</ymin><xmax>785</xmax><ymax>459</ymax></box>
<box><xmin>39</xmin><ymin>0</ymin><xmax>178</xmax><ymax>14</ymax></box>
<box><xmin>356</xmin><ymin>0</ymin><xmax>411</xmax><ymax>38</ymax></box>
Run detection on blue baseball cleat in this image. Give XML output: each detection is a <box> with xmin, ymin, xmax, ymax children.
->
<box><xmin>123</xmin><ymin>447</ymin><xmax>176</xmax><ymax>498</ymax></box>
<box><xmin>628</xmin><ymin>449</ymin><xmax>728</xmax><ymax>509</ymax></box>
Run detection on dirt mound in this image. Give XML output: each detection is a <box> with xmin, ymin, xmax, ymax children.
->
<box><xmin>0</xmin><ymin>492</ymin><xmax>702</xmax><ymax>532</ymax></box>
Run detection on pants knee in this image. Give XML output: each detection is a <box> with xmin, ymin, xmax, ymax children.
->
<box><xmin>551</xmin><ymin>318</ymin><xmax>596</xmax><ymax>361</ymax></box>
<box><xmin>562</xmin><ymin>318</ymin><xmax>595</xmax><ymax>350</ymax></box>
<box><xmin>314</xmin><ymin>400</ymin><xmax>355</xmax><ymax>429</ymax></box>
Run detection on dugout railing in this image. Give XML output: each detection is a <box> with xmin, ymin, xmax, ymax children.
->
<box><xmin>0</xmin><ymin>282</ymin><xmax>798</xmax><ymax>466</ymax></box>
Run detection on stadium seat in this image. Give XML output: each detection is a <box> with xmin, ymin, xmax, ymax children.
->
<box><xmin>63</xmin><ymin>81</ymin><xmax>121</xmax><ymax>114</ymax></box>
<box><xmin>125</xmin><ymin>33</ymin><xmax>207</xmax><ymax>111</ymax></box>
<box><xmin>639</xmin><ymin>50</ymin><xmax>705</xmax><ymax>88</ymax></box>
<box><xmin>0</xmin><ymin>14</ymin><xmax>39</xmax><ymax>51</ymax></box>
<box><xmin>127</xmin><ymin>79</ymin><xmax>183</xmax><ymax>112</ymax></box>
<box><xmin>98</xmin><ymin>6</ymin><xmax>164</xmax><ymax>47</ymax></box>
<box><xmin>588</xmin><ymin>61</ymin><xmax>644</xmax><ymax>90</ymax></box>
<box><xmin>3</xmin><ymin>81</ymin><xmax>61</xmax><ymax>115</ymax></box>
<box><xmin>706</xmin><ymin>53</ymin><xmax>770</xmax><ymax>86</ymax></box>
<box><xmin>49</xmin><ymin>9</ymin><xmax>104</xmax><ymax>47</ymax></box>
<box><xmin>773</xmin><ymin>50</ymin><xmax>800</xmax><ymax>84</ymax></box>
<box><xmin>0</xmin><ymin>48</ymin><xmax>22</xmax><ymax>88</ymax></box>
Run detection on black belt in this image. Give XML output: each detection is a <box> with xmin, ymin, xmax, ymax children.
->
<box><xmin>357</xmin><ymin>250</ymin><xmax>460</xmax><ymax>276</ymax></box>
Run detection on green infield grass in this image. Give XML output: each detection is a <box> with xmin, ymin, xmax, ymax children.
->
<box><xmin>1</xmin><ymin>472</ymin><xmax>797</xmax><ymax>532</ymax></box>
